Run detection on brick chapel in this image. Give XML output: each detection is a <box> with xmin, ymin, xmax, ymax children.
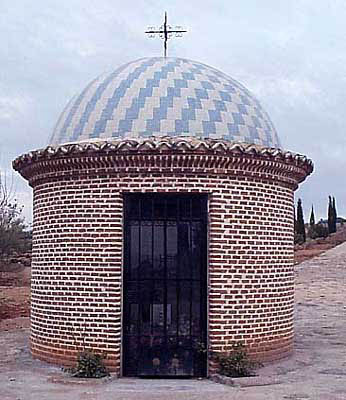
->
<box><xmin>13</xmin><ymin>57</ymin><xmax>313</xmax><ymax>377</ymax></box>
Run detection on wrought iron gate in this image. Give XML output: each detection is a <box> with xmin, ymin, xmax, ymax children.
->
<box><xmin>123</xmin><ymin>194</ymin><xmax>208</xmax><ymax>377</ymax></box>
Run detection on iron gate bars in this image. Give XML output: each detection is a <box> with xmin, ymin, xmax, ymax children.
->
<box><xmin>123</xmin><ymin>194</ymin><xmax>208</xmax><ymax>377</ymax></box>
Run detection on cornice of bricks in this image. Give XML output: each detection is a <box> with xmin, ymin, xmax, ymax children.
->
<box><xmin>13</xmin><ymin>137</ymin><xmax>313</xmax><ymax>188</ymax></box>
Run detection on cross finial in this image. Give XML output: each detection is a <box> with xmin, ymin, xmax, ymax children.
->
<box><xmin>145</xmin><ymin>12</ymin><xmax>187</xmax><ymax>58</ymax></box>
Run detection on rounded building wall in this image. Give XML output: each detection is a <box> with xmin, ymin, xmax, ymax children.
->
<box><xmin>13</xmin><ymin>139</ymin><xmax>313</xmax><ymax>374</ymax></box>
<box><xmin>31</xmin><ymin>171</ymin><xmax>294</xmax><ymax>372</ymax></box>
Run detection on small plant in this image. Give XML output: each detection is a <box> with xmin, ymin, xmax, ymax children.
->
<box><xmin>212</xmin><ymin>342</ymin><xmax>262</xmax><ymax>378</ymax></box>
<box><xmin>64</xmin><ymin>323</ymin><xmax>110</xmax><ymax>378</ymax></box>
<box><xmin>66</xmin><ymin>350</ymin><xmax>109</xmax><ymax>378</ymax></box>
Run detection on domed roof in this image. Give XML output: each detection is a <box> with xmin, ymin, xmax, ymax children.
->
<box><xmin>49</xmin><ymin>57</ymin><xmax>281</xmax><ymax>148</ymax></box>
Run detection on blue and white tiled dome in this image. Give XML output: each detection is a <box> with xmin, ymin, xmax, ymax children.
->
<box><xmin>49</xmin><ymin>57</ymin><xmax>281</xmax><ymax>148</ymax></box>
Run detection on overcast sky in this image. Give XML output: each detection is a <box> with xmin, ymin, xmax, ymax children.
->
<box><xmin>1</xmin><ymin>0</ymin><xmax>346</xmax><ymax>223</ymax></box>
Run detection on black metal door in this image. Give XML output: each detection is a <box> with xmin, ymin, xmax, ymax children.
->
<box><xmin>123</xmin><ymin>194</ymin><xmax>208</xmax><ymax>377</ymax></box>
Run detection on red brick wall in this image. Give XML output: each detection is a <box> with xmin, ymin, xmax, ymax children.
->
<box><xmin>14</xmin><ymin>139</ymin><xmax>312</xmax><ymax>374</ymax></box>
<box><xmin>30</xmin><ymin>170</ymin><xmax>294</xmax><ymax>374</ymax></box>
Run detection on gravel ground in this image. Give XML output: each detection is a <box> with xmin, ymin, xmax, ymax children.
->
<box><xmin>1</xmin><ymin>243</ymin><xmax>346</xmax><ymax>400</ymax></box>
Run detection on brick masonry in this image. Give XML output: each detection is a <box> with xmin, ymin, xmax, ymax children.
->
<box><xmin>13</xmin><ymin>138</ymin><xmax>313</xmax><ymax>374</ymax></box>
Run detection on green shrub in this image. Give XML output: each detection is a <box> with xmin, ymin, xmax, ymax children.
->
<box><xmin>67</xmin><ymin>350</ymin><xmax>109</xmax><ymax>378</ymax></box>
<box><xmin>212</xmin><ymin>342</ymin><xmax>262</xmax><ymax>378</ymax></box>
<box><xmin>308</xmin><ymin>223</ymin><xmax>329</xmax><ymax>239</ymax></box>
<box><xmin>294</xmin><ymin>232</ymin><xmax>305</xmax><ymax>245</ymax></box>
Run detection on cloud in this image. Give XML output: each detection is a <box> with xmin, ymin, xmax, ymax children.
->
<box><xmin>1</xmin><ymin>0</ymin><xmax>346</xmax><ymax>222</ymax></box>
<box><xmin>0</xmin><ymin>94</ymin><xmax>32</xmax><ymax>121</ymax></box>
<box><xmin>246</xmin><ymin>75</ymin><xmax>322</xmax><ymax>110</ymax></box>
<box><xmin>14</xmin><ymin>189</ymin><xmax>32</xmax><ymax>225</ymax></box>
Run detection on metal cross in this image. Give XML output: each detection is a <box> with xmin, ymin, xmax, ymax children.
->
<box><xmin>145</xmin><ymin>12</ymin><xmax>187</xmax><ymax>58</ymax></box>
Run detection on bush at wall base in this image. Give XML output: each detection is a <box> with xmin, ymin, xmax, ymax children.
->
<box><xmin>212</xmin><ymin>342</ymin><xmax>263</xmax><ymax>378</ymax></box>
<box><xmin>65</xmin><ymin>350</ymin><xmax>110</xmax><ymax>378</ymax></box>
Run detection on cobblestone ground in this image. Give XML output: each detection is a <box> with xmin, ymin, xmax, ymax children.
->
<box><xmin>1</xmin><ymin>243</ymin><xmax>346</xmax><ymax>400</ymax></box>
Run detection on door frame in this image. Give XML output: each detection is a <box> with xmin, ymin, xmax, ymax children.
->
<box><xmin>121</xmin><ymin>193</ymin><xmax>208</xmax><ymax>377</ymax></box>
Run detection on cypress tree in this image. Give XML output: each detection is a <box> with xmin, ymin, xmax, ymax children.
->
<box><xmin>309</xmin><ymin>205</ymin><xmax>315</xmax><ymax>226</ymax></box>
<box><xmin>332</xmin><ymin>196</ymin><xmax>337</xmax><ymax>232</ymax></box>
<box><xmin>296</xmin><ymin>198</ymin><xmax>306</xmax><ymax>242</ymax></box>
<box><xmin>327</xmin><ymin>196</ymin><xmax>335</xmax><ymax>234</ymax></box>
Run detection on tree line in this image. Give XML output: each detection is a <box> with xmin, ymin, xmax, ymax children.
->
<box><xmin>295</xmin><ymin>196</ymin><xmax>339</xmax><ymax>244</ymax></box>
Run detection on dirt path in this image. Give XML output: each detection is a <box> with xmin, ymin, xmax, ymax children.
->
<box><xmin>294</xmin><ymin>225</ymin><xmax>346</xmax><ymax>264</ymax></box>
<box><xmin>0</xmin><ymin>266</ymin><xmax>30</xmax><ymax>325</ymax></box>
<box><xmin>1</xmin><ymin>244</ymin><xmax>346</xmax><ymax>399</ymax></box>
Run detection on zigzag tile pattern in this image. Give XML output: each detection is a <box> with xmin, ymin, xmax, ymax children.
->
<box><xmin>49</xmin><ymin>57</ymin><xmax>281</xmax><ymax>148</ymax></box>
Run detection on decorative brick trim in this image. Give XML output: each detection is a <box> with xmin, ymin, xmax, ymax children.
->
<box><xmin>13</xmin><ymin>137</ymin><xmax>312</xmax><ymax>189</ymax></box>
